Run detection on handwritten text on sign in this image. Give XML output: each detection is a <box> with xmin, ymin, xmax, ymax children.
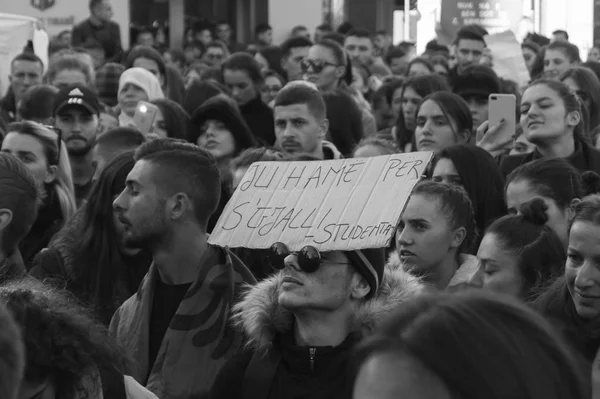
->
<box><xmin>208</xmin><ymin>153</ymin><xmax>432</xmax><ymax>251</ymax></box>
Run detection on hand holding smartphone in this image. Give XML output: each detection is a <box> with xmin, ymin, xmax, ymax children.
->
<box><xmin>487</xmin><ymin>94</ymin><xmax>516</xmax><ymax>143</ymax></box>
<box><xmin>133</xmin><ymin>101</ymin><xmax>159</xmax><ymax>134</ymax></box>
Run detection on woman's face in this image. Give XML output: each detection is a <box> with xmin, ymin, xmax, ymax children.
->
<box><xmin>223</xmin><ymin>69</ymin><xmax>258</xmax><ymax>106</ymax></box>
<box><xmin>402</xmin><ymin>87</ymin><xmax>423</xmax><ymax>132</ymax></box>
<box><xmin>396</xmin><ymin>194</ymin><xmax>462</xmax><ymax>280</ymax></box>
<box><xmin>562</xmin><ymin>77</ymin><xmax>590</xmax><ymax>111</ymax></box>
<box><xmin>520</xmin><ymin>84</ymin><xmax>572</xmax><ymax>146</ymax></box>
<box><xmin>2</xmin><ymin>132</ymin><xmax>55</xmax><ymax>184</ymax></box>
<box><xmin>470</xmin><ymin>232</ymin><xmax>523</xmax><ymax>298</ymax></box>
<box><xmin>261</xmin><ymin>76</ymin><xmax>283</xmax><ymax>105</ymax></box>
<box><xmin>505</xmin><ymin>179</ymin><xmax>571</xmax><ymax>248</ymax></box>
<box><xmin>509</xmin><ymin>133</ymin><xmax>535</xmax><ymax>155</ymax></box>
<box><xmin>431</xmin><ymin>158</ymin><xmax>462</xmax><ymax>186</ymax></box>
<box><xmin>415</xmin><ymin>99</ymin><xmax>463</xmax><ymax>152</ymax></box>
<box><xmin>304</xmin><ymin>45</ymin><xmax>341</xmax><ymax>91</ymax></box>
<box><xmin>544</xmin><ymin>49</ymin><xmax>574</xmax><ymax>80</ymax></box>
<box><xmin>149</xmin><ymin>108</ymin><xmax>168</xmax><ymax>139</ymax></box>
<box><xmin>522</xmin><ymin>47</ymin><xmax>537</xmax><ymax>72</ymax></box>
<box><xmin>197</xmin><ymin>119</ymin><xmax>236</xmax><ymax>161</ymax></box>
<box><xmin>51</xmin><ymin>68</ymin><xmax>88</xmax><ymax>90</ymax></box>
<box><xmin>408</xmin><ymin>62</ymin><xmax>432</xmax><ymax>77</ymax></box>
<box><xmin>118</xmin><ymin>83</ymin><xmax>149</xmax><ymax>117</ymax></box>
<box><xmin>588</xmin><ymin>47</ymin><xmax>600</xmax><ymax>63</ymax></box>
<box><xmin>566</xmin><ymin>221</ymin><xmax>600</xmax><ymax>320</ymax></box>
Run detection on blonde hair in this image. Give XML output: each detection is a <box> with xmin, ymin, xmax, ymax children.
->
<box><xmin>6</xmin><ymin>122</ymin><xmax>77</xmax><ymax>222</ymax></box>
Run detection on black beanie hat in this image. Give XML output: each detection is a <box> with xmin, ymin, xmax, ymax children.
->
<box><xmin>345</xmin><ymin>248</ymin><xmax>386</xmax><ymax>298</ymax></box>
<box><xmin>453</xmin><ymin>64</ymin><xmax>501</xmax><ymax>99</ymax></box>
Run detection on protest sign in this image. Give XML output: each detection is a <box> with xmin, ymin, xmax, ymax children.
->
<box><xmin>208</xmin><ymin>152</ymin><xmax>433</xmax><ymax>252</ymax></box>
<box><xmin>439</xmin><ymin>0</ymin><xmax>522</xmax><ymax>43</ymax></box>
<box><xmin>485</xmin><ymin>30</ymin><xmax>530</xmax><ymax>86</ymax></box>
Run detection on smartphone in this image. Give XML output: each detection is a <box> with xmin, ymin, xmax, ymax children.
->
<box><xmin>133</xmin><ymin>101</ymin><xmax>159</xmax><ymax>134</ymax></box>
<box><xmin>488</xmin><ymin>94</ymin><xmax>517</xmax><ymax>143</ymax></box>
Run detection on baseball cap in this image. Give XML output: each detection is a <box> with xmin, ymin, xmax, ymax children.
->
<box><xmin>53</xmin><ymin>84</ymin><xmax>101</xmax><ymax>116</ymax></box>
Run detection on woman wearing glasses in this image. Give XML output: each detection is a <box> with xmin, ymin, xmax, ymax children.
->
<box><xmin>1</xmin><ymin>121</ymin><xmax>76</xmax><ymax>265</ymax></box>
<box><xmin>209</xmin><ymin>243</ymin><xmax>423</xmax><ymax>399</ymax></box>
<box><xmin>303</xmin><ymin>39</ymin><xmax>377</xmax><ymax>136</ymax></box>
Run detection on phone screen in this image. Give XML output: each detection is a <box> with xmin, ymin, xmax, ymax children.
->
<box><xmin>133</xmin><ymin>101</ymin><xmax>159</xmax><ymax>134</ymax></box>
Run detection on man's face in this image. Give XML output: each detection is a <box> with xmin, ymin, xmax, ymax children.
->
<box><xmin>275</xmin><ymin>103</ymin><xmax>325</xmax><ymax>157</ymax></box>
<box><xmin>55</xmin><ymin>106</ymin><xmax>99</xmax><ymax>156</ymax></box>
<box><xmin>455</xmin><ymin>39</ymin><xmax>485</xmax><ymax>68</ymax></box>
<box><xmin>258</xmin><ymin>30</ymin><xmax>273</xmax><ymax>46</ymax></box>
<box><xmin>137</xmin><ymin>32</ymin><xmax>155</xmax><ymax>47</ymax></box>
<box><xmin>93</xmin><ymin>0</ymin><xmax>113</xmax><ymax>21</ymax></box>
<box><xmin>223</xmin><ymin>69</ymin><xmax>258</xmax><ymax>106</ymax></box>
<box><xmin>113</xmin><ymin>159</ymin><xmax>169</xmax><ymax>249</ymax></box>
<box><xmin>196</xmin><ymin>29</ymin><xmax>213</xmax><ymax>46</ymax></box>
<box><xmin>345</xmin><ymin>36</ymin><xmax>374</xmax><ymax>66</ymax></box>
<box><xmin>278</xmin><ymin>250</ymin><xmax>358</xmax><ymax>311</ymax></box>
<box><xmin>283</xmin><ymin>46</ymin><xmax>311</xmax><ymax>81</ymax></box>
<box><xmin>217</xmin><ymin>24</ymin><xmax>231</xmax><ymax>42</ymax></box>
<box><xmin>10</xmin><ymin>60</ymin><xmax>43</xmax><ymax>102</ymax></box>
<box><xmin>133</xmin><ymin>57</ymin><xmax>164</xmax><ymax>87</ymax></box>
<box><xmin>203</xmin><ymin>47</ymin><xmax>227</xmax><ymax>67</ymax></box>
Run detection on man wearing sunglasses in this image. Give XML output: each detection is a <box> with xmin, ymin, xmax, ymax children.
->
<box><xmin>273</xmin><ymin>82</ymin><xmax>342</xmax><ymax>160</ymax></box>
<box><xmin>209</xmin><ymin>240</ymin><xmax>423</xmax><ymax>399</ymax></box>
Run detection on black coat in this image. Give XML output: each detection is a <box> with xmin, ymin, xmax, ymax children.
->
<box><xmin>499</xmin><ymin>139</ymin><xmax>600</xmax><ymax>178</ymax></box>
<box><xmin>71</xmin><ymin>18</ymin><xmax>124</xmax><ymax>63</ymax></box>
<box><xmin>239</xmin><ymin>96</ymin><xmax>276</xmax><ymax>146</ymax></box>
<box><xmin>209</xmin><ymin>331</ymin><xmax>358</xmax><ymax>399</ymax></box>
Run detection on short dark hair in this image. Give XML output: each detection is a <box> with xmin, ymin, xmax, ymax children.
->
<box><xmin>94</xmin><ymin>127</ymin><xmax>146</xmax><ymax>154</ymax></box>
<box><xmin>124</xmin><ymin>45</ymin><xmax>167</xmax><ymax>78</ymax></box>
<box><xmin>17</xmin><ymin>85</ymin><xmax>59</xmax><ymax>122</ymax></box>
<box><xmin>281</xmin><ymin>37</ymin><xmax>313</xmax><ymax>57</ymax></box>
<box><xmin>346</xmin><ymin>27</ymin><xmax>373</xmax><ymax>43</ymax></box>
<box><xmin>255</xmin><ymin>23</ymin><xmax>272</xmax><ymax>37</ymax></box>
<box><xmin>553</xmin><ymin>29</ymin><xmax>569</xmax><ymax>40</ymax></box>
<box><xmin>134</xmin><ymin>139</ymin><xmax>221</xmax><ymax>229</ymax></box>
<box><xmin>221</xmin><ymin>52</ymin><xmax>264</xmax><ymax>84</ymax></box>
<box><xmin>0</xmin><ymin>153</ymin><xmax>41</xmax><ymax>253</ymax></box>
<box><xmin>274</xmin><ymin>82</ymin><xmax>327</xmax><ymax>121</ymax></box>
<box><xmin>547</xmin><ymin>41</ymin><xmax>581</xmax><ymax>63</ymax></box>
<box><xmin>291</xmin><ymin>25</ymin><xmax>308</xmax><ymax>35</ymax></box>
<box><xmin>151</xmin><ymin>98</ymin><xmax>190</xmax><ymax>140</ymax></box>
<box><xmin>11</xmin><ymin>52</ymin><xmax>44</xmax><ymax>72</ymax></box>
<box><xmin>316</xmin><ymin>23</ymin><xmax>333</xmax><ymax>32</ymax></box>
<box><xmin>385</xmin><ymin>47</ymin><xmax>407</xmax><ymax>64</ymax></box>
<box><xmin>0</xmin><ymin>301</ymin><xmax>23</xmax><ymax>399</ymax></box>
<box><xmin>454</xmin><ymin>28</ymin><xmax>486</xmax><ymax>47</ymax></box>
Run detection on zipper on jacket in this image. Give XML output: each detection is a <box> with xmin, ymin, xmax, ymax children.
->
<box><xmin>309</xmin><ymin>348</ymin><xmax>316</xmax><ymax>372</ymax></box>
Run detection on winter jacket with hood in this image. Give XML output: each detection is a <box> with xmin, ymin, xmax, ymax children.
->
<box><xmin>208</xmin><ymin>261</ymin><xmax>424</xmax><ymax>399</ymax></box>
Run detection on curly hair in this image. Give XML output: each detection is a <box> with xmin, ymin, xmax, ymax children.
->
<box><xmin>0</xmin><ymin>278</ymin><xmax>130</xmax><ymax>399</ymax></box>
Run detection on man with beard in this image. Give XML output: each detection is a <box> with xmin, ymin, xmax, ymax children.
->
<box><xmin>53</xmin><ymin>84</ymin><xmax>101</xmax><ymax>204</ymax></box>
<box><xmin>274</xmin><ymin>82</ymin><xmax>342</xmax><ymax>160</ymax></box>
<box><xmin>110</xmin><ymin>139</ymin><xmax>256</xmax><ymax>399</ymax></box>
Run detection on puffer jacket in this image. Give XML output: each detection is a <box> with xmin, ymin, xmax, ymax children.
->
<box><xmin>208</xmin><ymin>261</ymin><xmax>424</xmax><ymax>399</ymax></box>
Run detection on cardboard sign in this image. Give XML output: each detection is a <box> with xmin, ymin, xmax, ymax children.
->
<box><xmin>485</xmin><ymin>30</ymin><xmax>530</xmax><ymax>87</ymax></box>
<box><xmin>208</xmin><ymin>153</ymin><xmax>433</xmax><ymax>251</ymax></box>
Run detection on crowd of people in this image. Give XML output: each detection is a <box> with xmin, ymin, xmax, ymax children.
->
<box><xmin>2</xmin><ymin>0</ymin><xmax>600</xmax><ymax>398</ymax></box>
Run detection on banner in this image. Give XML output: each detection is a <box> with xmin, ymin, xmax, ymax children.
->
<box><xmin>208</xmin><ymin>153</ymin><xmax>433</xmax><ymax>251</ymax></box>
<box><xmin>485</xmin><ymin>30</ymin><xmax>530</xmax><ymax>86</ymax></box>
<box><xmin>439</xmin><ymin>0</ymin><xmax>522</xmax><ymax>43</ymax></box>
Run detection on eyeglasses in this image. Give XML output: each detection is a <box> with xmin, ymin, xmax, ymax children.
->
<box><xmin>268</xmin><ymin>242</ymin><xmax>347</xmax><ymax>273</ymax></box>
<box><xmin>43</xmin><ymin>124</ymin><xmax>62</xmax><ymax>166</ymax></box>
<box><xmin>300</xmin><ymin>58</ymin><xmax>338</xmax><ymax>73</ymax></box>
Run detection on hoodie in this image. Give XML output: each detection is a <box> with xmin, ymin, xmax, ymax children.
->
<box><xmin>208</xmin><ymin>262</ymin><xmax>424</xmax><ymax>399</ymax></box>
<box><xmin>189</xmin><ymin>96</ymin><xmax>258</xmax><ymax>152</ymax></box>
<box><xmin>117</xmin><ymin>68</ymin><xmax>165</xmax><ymax>127</ymax></box>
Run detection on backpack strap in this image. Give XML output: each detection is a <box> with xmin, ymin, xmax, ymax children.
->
<box><xmin>99</xmin><ymin>367</ymin><xmax>127</xmax><ymax>399</ymax></box>
<box><xmin>243</xmin><ymin>349</ymin><xmax>282</xmax><ymax>399</ymax></box>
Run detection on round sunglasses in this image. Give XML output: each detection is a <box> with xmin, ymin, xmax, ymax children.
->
<box><xmin>268</xmin><ymin>242</ymin><xmax>347</xmax><ymax>273</ymax></box>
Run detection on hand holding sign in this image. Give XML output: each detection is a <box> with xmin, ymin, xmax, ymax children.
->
<box><xmin>209</xmin><ymin>153</ymin><xmax>433</xmax><ymax>251</ymax></box>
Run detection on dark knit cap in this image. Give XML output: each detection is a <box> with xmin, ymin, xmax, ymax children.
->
<box><xmin>345</xmin><ymin>248</ymin><xmax>386</xmax><ymax>298</ymax></box>
<box><xmin>453</xmin><ymin>64</ymin><xmax>501</xmax><ymax>98</ymax></box>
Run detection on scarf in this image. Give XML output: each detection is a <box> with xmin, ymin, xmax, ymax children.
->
<box><xmin>109</xmin><ymin>245</ymin><xmax>256</xmax><ymax>399</ymax></box>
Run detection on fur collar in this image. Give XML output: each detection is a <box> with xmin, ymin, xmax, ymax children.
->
<box><xmin>233</xmin><ymin>260</ymin><xmax>424</xmax><ymax>353</ymax></box>
<box><xmin>386</xmin><ymin>251</ymin><xmax>478</xmax><ymax>289</ymax></box>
